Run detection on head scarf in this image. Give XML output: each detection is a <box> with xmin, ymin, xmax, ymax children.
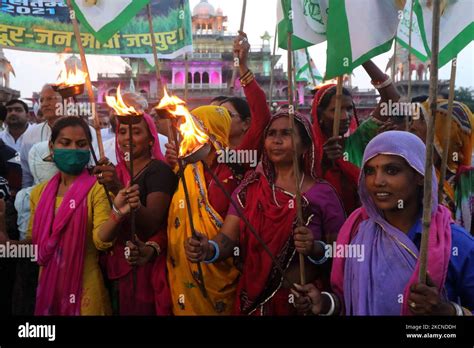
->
<box><xmin>167</xmin><ymin>105</ymin><xmax>240</xmax><ymax>315</ymax></box>
<box><xmin>311</xmin><ymin>84</ymin><xmax>360</xmax><ymax>214</ymax></box>
<box><xmin>115</xmin><ymin>113</ymin><xmax>165</xmax><ymax>184</ymax></box>
<box><xmin>331</xmin><ymin>131</ymin><xmax>452</xmax><ymax>315</ymax></box>
<box><xmin>233</xmin><ymin>110</ymin><xmax>319</xmax><ymax>314</ymax></box>
<box><xmin>419</xmin><ymin>99</ymin><xmax>473</xmax><ymax>174</ymax></box>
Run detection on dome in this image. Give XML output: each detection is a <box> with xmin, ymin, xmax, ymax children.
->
<box><xmin>192</xmin><ymin>0</ymin><xmax>215</xmax><ymax>17</ymax></box>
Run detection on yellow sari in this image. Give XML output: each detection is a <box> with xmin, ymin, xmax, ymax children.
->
<box><xmin>167</xmin><ymin>106</ymin><xmax>240</xmax><ymax>315</ymax></box>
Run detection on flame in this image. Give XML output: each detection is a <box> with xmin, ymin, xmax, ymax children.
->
<box><xmin>157</xmin><ymin>87</ymin><xmax>209</xmax><ymax>157</ymax></box>
<box><xmin>56</xmin><ymin>63</ymin><xmax>87</xmax><ymax>87</ymax></box>
<box><xmin>105</xmin><ymin>85</ymin><xmax>139</xmax><ymax>116</ymax></box>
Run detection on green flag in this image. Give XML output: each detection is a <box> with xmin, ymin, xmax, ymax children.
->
<box><xmin>72</xmin><ymin>0</ymin><xmax>150</xmax><ymax>43</ymax></box>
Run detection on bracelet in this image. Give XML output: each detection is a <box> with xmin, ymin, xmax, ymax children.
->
<box><xmin>112</xmin><ymin>204</ymin><xmax>124</xmax><ymax>217</ymax></box>
<box><xmin>319</xmin><ymin>292</ymin><xmax>336</xmax><ymax>316</ymax></box>
<box><xmin>451</xmin><ymin>301</ymin><xmax>464</xmax><ymax>316</ymax></box>
<box><xmin>307</xmin><ymin>240</ymin><xmax>328</xmax><ymax>265</ymax></box>
<box><xmin>204</xmin><ymin>240</ymin><xmax>220</xmax><ymax>264</ymax></box>
<box><xmin>239</xmin><ymin>69</ymin><xmax>254</xmax><ymax>87</ymax></box>
<box><xmin>145</xmin><ymin>241</ymin><xmax>161</xmax><ymax>258</ymax></box>
<box><xmin>110</xmin><ymin>211</ymin><xmax>122</xmax><ymax>223</ymax></box>
<box><xmin>371</xmin><ymin>75</ymin><xmax>392</xmax><ymax>89</ymax></box>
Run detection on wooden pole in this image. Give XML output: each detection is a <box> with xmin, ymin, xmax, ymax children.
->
<box><xmin>391</xmin><ymin>39</ymin><xmax>398</xmax><ymax>81</ymax></box>
<box><xmin>292</xmin><ymin>50</ymin><xmax>298</xmax><ymax>111</ymax></box>
<box><xmin>268</xmin><ymin>26</ymin><xmax>278</xmax><ymax>108</ymax></box>
<box><xmin>66</xmin><ymin>0</ymin><xmax>105</xmax><ymax>159</ymax></box>
<box><xmin>184</xmin><ymin>53</ymin><xmax>189</xmax><ymax>101</ymax></box>
<box><xmin>146</xmin><ymin>3</ymin><xmax>163</xmax><ymax>91</ymax></box>
<box><xmin>305</xmin><ymin>48</ymin><xmax>317</xmax><ymax>87</ymax></box>
<box><xmin>287</xmin><ymin>32</ymin><xmax>306</xmax><ymax>285</ymax></box>
<box><xmin>437</xmin><ymin>57</ymin><xmax>457</xmax><ymax>203</ymax></box>
<box><xmin>229</xmin><ymin>0</ymin><xmax>247</xmax><ymax>94</ymax></box>
<box><xmin>406</xmin><ymin>0</ymin><xmax>415</xmax><ymax>131</ymax></box>
<box><xmin>332</xmin><ymin>76</ymin><xmax>344</xmax><ymax>137</ymax></box>
<box><xmin>419</xmin><ymin>0</ymin><xmax>441</xmax><ymax>284</ymax></box>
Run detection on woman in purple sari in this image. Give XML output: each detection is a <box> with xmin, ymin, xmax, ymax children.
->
<box><xmin>293</xmin><ymin>131</ymin><xmax>474</xmax><ymax>316</ymax></box>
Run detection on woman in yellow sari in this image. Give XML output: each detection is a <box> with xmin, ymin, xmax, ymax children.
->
<box><xmin>411</xmin><ymin>98</ymin><xmax>473</xmax><ymax>233</ymax></box>
<box><xmin>166</xmin><ymin>105</ymin><xmax>240</xmax><ymax>315</ymax></box>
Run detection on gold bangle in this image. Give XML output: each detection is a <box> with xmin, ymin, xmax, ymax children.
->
<box><xmin>145</xmin><ymin>241</ymin><xmax>161</xmax><ymax>258</ymax></box>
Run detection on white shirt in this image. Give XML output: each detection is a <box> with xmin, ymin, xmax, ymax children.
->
<box><xmin>0</xmin><ymin>124</ymin><xmax>30</xmax><ymax>152</ymax></box>
<box><xmin>20</xmin><ymin>121</ymin><xmax>99</xmax><ymax>188</ymax></box>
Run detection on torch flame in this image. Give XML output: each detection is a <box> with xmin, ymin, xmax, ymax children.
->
<box><xmin>157</xmin><ymin>87</ymin><xmax>209</xmax><ymax>157</ymax></box>
<box><xmin>56</xmin><ymin>63</ymin><xmax>87</xmax><ymax>87</ymax></box>
<box><xmin>105</xmin><ymin>85</ymin><xmax>139</xmax><ymax>116</ymax></box>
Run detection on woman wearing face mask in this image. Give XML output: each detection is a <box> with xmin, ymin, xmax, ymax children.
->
<box><xmin>26</xmin><ymin>117</ymin><xmax>115</xmax><ymax>315</ymax></box>
<box><xmin>184</xmin><ymin>110</ymin><xmax>345</xmax><ymax>315</ymax></box>
<box><xmin>95</xmin><ymin>105</ymin><xmax>177</xmax><ymax>315</ymax></box>
<box><xmin>292</xmin><ymin>131</ymin><xmax>474</xmax><ymax>316</ymax></box>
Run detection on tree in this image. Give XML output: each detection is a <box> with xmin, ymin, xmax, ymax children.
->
<box><xmin>455</xmin><ymin>87</ymin><xmax>474</xmax><ymax>112</ymax></box>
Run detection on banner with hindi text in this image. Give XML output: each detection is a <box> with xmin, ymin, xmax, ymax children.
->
<box><xmin>0</xmin><ymin>0</ymin><xmax>193</xmax><ymax>59</ymax></box>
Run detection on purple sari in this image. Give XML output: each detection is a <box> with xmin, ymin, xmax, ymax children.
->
<box><xmin>332</xmin><ymin>131</ymin><xmax>452</xmax><ymax>315</ymax></box>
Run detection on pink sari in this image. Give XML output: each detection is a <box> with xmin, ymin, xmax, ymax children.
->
<box><xmin>32</xmin><ymin>170</ymin><xmax>96</xmax><ymax>315</ymax></box>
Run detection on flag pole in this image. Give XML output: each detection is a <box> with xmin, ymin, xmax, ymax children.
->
<box><xmin>437</xmin><ymin>57</ymin><xmax>457</xmax><ymax>203</ymax></box>
<box><xmin>332</xmin><ymin>76</ymin><xmax>344</xmax><ymax>137</ymax></box>
<box><xmin>292</xmin><ymin>50</ymin><xmax>298</xmax><ymax>111</ymax></box>
<box><xmin>184</xmin><ymin>53</ymin><xmax>189</xmax><ymax>101</ymax></box>
<box><xmin>269</xmin><ymin>26</ymin><xmax>278</xmax><ymax>108</ymax></box>
<box><xmin>66</xmin><ymin>0</ymin><xmax>105</xmax><ymax>159</ymax></box>
<box><xmin>229</xmin><ymin>0</ymin><xmax>247</xmax><ymax>94</ymax></box>
<box><xmin>419</xmin><ymin>0</ymin><xmax>441</xmax><ymax>284</ymax></box>
<box><xmin>287</xmin><ymin>32</ymin><xmax>306</xmax><ymax>285</ymax></box>
<box><xmin>391</xmin><ymin>39</ymin><xmax>398</xmax><ymax>81</ymax></box>
<box><xmin>146</xmin><ymin>3</ymin><xmax>164</xmax><ymax>92</ymax></box>
<box><xmin>406</xmin><ymin>0</ymin><xmax>415</xmax><ymax>130</ymax></box>
<box><xmin>305</xmin><ymin>48</ymin><xmax>317</xmax><ymax>87</ymax></box>
<box><xmin>146</xmin><ymin>3</ymin><xmax>174</xmax><ymax>138</ymax></box>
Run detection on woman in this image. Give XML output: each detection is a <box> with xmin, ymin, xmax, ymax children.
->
<box><xmin>26</xmin><ymin>117</ymin><xmax>113</xmax><ymax>315</ymax></box>
<box><xmin>165</xmin><ymin>30</ymin><xmax>271</xmax><ymax>219</ymax></box>
<box><xmin>410</xmin><ymin>98</ymin><xmax>473</xmax><ymax>233</ymax></box>
<box><xmin>95</xmin><ymin>102</ymin><xmax>177</xmax><ymax>315</ymax></box>
<box><xmin>293</xmin><ymin>131</ymin><xmax>474</xmax><ymax>316</ymax></box>
<box><xmin>312</xmin><ymin>61</ymin><xmax>401</xmax><ymax>215</ymax></box>
<box><xmin>184</xmin><ymin>110</ymin><xmax>345</xmax><ymax>315</ymax></box>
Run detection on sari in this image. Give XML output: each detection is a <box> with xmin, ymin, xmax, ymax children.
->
<box><xmin>331</xmin><ymin>131</ymin><xmax>452</xmax><ymax>315</ymax></box>
<box><xmin>104</xmin><ymin>113</ymin><xmax>171</xmax><ymax>315</ymax></box>
<box><xmin>419</xmin><ymin>99</ymin><xmax>473</xmax><ymax>232</ymax></box>
<box><xmin>311</xmin><ymin>84</ymin><xmax>361</xmax><ymax>215</ymax></box>
<box><xmin>167</xmin><ymin>106</ymin><xmax>240</xmax><ymax>315</ymax></box>
<box><xmin>233</xmin><ymin>111</ymin><xmax>344</xmax><ymax>315</ymax></box>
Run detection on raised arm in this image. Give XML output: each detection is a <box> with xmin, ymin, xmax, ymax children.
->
<box><xmin>235</xmin><ymin>31</ymin><xmax>271</xmax><ymax>154</ymax></box>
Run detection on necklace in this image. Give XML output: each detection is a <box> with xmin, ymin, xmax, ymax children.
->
<box><xmin>272</xmin><ymin>173</ymin><xmax>305</xmax><ymax>208</ymax></box>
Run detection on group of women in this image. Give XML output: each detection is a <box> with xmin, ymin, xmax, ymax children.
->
<box><xmin>1</xmin><ymin>32</ymin><xmax>472</xmax><ymax>316</ymax></box>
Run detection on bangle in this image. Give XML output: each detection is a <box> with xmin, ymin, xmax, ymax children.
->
<box><xmin>112</xmin><ymin>204</ymin><xmax>124</xmax><ymax>217</ymax></box>
<box><xmin>451</xmin><ymin>302</ymin><xmax>464</xmax><ymax>316</ymax></box>
<box><xmin>145</xmin><ymin>241</ymin><xmax>161</xmax><ymax>258</ymax></box>
<box><xmin>110</xmin><ymin>211</ymin><xmax>122</xmax><ymax>223</ymax></box>
<box><xmin>307</xmin><ymin>240</ymin><xmax>328</xmax><ymax>265</ymax></box>
<box><xmin>371</xmin><ymin>75</ymin><xmax>392</xmax><ymax>89</ymax></box>
<box><xmin>204</xmin><ymin>240</ymin><xmax>220</xmax><ymax>264</ymax></box>
<box><xmin>319</xmin><ymin>292</ymin><xmax>336</xmax><ymax>316</ymax></box>
<box><xmin>239</xmin><ymin>69</ymin><xmax>254</xmax><ymax>87</ymax></box>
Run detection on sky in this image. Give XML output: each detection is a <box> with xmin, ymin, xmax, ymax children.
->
<box><xmin>3</xmin><ymin>0</ymin><xmax>473</xmax><ymax>99</ymax></box>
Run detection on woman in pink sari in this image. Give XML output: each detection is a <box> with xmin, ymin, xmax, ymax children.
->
<box><xmin>94</xmin><ymin>94</ymin><xmax>177</xmax><ymax>315</ymax></box>
<box><xmin>293</xmin><ymin>131</ymin><xmax>474</xmax><ymax>316</ymax></box>
<box><xmin>28</xmin><ymin>117</ymin><xmax>114</xmax><ymax>315</ymax></box>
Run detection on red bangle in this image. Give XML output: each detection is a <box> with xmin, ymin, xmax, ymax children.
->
<box><xmin>110</xmin><ymin>211</ymin><xmax>122</xmax><ymax>223</ymax></box>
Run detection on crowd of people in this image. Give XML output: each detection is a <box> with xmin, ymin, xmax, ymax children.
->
<box><xmin>0</xmin><ymin>32</ymin><xmax>472</xmax><ymax>316</ymax></box>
